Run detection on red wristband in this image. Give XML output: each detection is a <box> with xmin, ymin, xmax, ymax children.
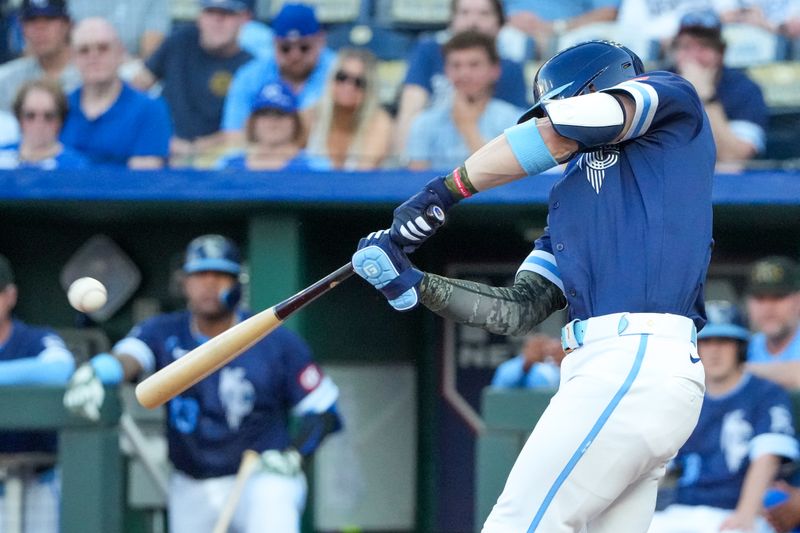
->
<box><xmin>452</xmin><ymin>167</ymin><xmax>472</xmax><ymax>198</ymax></box>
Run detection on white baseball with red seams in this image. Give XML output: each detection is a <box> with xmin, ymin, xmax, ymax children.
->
<box><xmin>67</xmin><ymin>277</ymin><xmax>107</xmax><ymax>312</ymax></box>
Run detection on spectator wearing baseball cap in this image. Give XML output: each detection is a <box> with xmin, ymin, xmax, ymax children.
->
<box><xmin>0</xmin><ymin>0</ymin><xmax>80</xmax><ymax>113</ymax></box>
<box><xmin>131</xmin><ymin>0</ymin><xmax>255</xmax><ymax>167</ymax></box>
<box><xmin>216</xmin><ymin>81</ymin><xmax>330</xmax><ymax>171</ymax></box>
<box><xmin>743</xmin><ymin>256</ymin><xmax>800</xmax><ymax>389</ymax></box>
<box><xmin>221</xmin><ymin>2</ymin><xmax>335</xmax><ymax>139</ymax></box>
<box><xmin>668</xmin><ymin>9</ymin><xmax>768</xmax><ymax>165</ymax></box>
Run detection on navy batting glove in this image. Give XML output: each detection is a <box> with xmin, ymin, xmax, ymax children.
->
<box><xmin>391</xmin><ymin>177</ymin><xmax>454</xmax><ymax>253</ymax></box>
<box><xmin>352</xmin><ymin>229</ymin><xmax>424</xmax><ymax>311</ymax></box>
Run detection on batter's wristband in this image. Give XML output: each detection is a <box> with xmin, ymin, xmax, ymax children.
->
<box><xmin>444</xmin><ymin>166</ymin><xmax>477</xmax><ymax>199</ymax></box>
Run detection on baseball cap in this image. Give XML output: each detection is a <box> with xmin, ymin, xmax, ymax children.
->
<box><xmin>183</xmin><ymin>235</ymin><xmax>241</xmax><ymax>276</ymax></box>
<box><xmin>0</xmin><ymin>254</ymin><xmax>14</xmax><ymax>290</ymax></box>
<box><xmin>251</xmin><ymin>82</ymin><xmax>298</xmax><ymax>113</ymax></box>
<box><xmin>746</xmin><ymin>256</ymin><xmax>800</xmax><ymax>297</ymax></box>
<box><xmin>20</xmin><ymin>0</ymin><xmax>69</xmax><ymax>20</ymax></box>
<box><xmin>199</xmin><ymin>0</ymin><xmax>253</xmax><ymax>13</ymax></box>
<box><xmin>677</xmin><ymin>9</ymin><xmax>723</xmax><ymax>41</ymax></box>
<box><xmin>698</xmin><ymin>300</ymin><xmax>750</xmax><ymax>341</ymax></box>
<box><xmin>272</xmin><ymin>3</ymin><xmax>320</xmax><ymax>39</ymax></box>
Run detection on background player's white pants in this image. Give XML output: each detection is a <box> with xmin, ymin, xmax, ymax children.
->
<box><xmin>648</xmin><ymin>504</ymin><xmax>776</xmax><ymax>533</ymax></box>
<box><xmin>483</xmin><ymin>319</ymin><xmax>705</xmax><ymax>533</ymax></box>
<box><xmin>0</xmin><ymin>469</ymin><xmax>59</xmax><ymax>533</ymax></box>
<box><xmin>169</xmin><ymin>468</ymin><xmax>307</xmax><ymax>533</ymax></box>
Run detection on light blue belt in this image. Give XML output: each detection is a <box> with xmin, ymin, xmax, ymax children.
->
<box><xmin>561</xmin><ymin>314</ymin><xmax>698</xmax><ymax>354</ymax></box>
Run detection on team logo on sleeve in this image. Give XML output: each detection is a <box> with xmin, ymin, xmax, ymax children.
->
<box><xmin>577</xmin><ymin>147</ymin><xmax>619</xmax><ymax>194</ymax></box>
<box><xmin>298</xmin><ymin>364</ymin><xmax>322</xmax><ymax>391</ymax></box>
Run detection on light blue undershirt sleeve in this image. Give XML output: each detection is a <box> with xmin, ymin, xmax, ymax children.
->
<box><xmin>0</xmin><ymin>356</ymin><xmax>75</xmax><ymax>385</ymax></box>
<box><xmin>504</xmin><ymin>119</ymin><xmax>559</xmax><ymax>176</ymax></box>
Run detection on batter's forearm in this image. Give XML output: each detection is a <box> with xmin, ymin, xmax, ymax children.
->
<box><xmin>419</xmin><ymin>270</ymin><xmax>566</xmax><ymax>336</ymax></box>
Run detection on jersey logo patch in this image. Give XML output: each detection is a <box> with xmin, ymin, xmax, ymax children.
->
<box><xmin>721</xmin><ymin>409</ymin><xmax>752</xmax><ymax>472</ymax></box>
<box><xmin>298</xmin><ymin>363</ymin><xmax>322</xmax><ymax>392</ymax></box>
<box><xmin>219</xmin><ymin>367</ymin><xmax>255</xmax><ymax>430</ymax></box>
<box><xmin>577</xmin><ymin>147</ymin><xmax>619</xmax><ymax>194</ymax></box>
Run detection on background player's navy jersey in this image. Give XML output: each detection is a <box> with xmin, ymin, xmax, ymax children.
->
<box><xmin>518</xmin><ymin>71</ymin><xmax>715</xmax><ymax>329</ymax></box>
<box><xmin>0</xmin><ymin>320</ymin><xmax>73</xmax><ymax>454</ymax></box>
<box><xmin>674</xmin><ymin>373</ymin><xmax>798</xmax><ymax>509</ymax></box>
<box><xmin>115</xmin><ymin>311</ymin><xmax>337</xmax><ymax>478</ymax></box>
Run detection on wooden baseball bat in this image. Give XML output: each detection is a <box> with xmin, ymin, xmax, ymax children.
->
<box><xmin>135</xmin><ymin>262</ymin><xmax>354</xmax><ymax>409</ymax></box>
<box><xmin>135</xmin><ymin>206</ymin><xmax>444</xmax><ymax>410</ymax></box>
<box><xmin>211</xmin><ymin>449</ymin><xmax>262</xmax><ymax>533</ymax></box>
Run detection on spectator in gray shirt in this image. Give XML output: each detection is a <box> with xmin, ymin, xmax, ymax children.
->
<box><xmin>0</xmin><ymin>0</ymin><xmax>80</xmax><ymax>112</ymax></box>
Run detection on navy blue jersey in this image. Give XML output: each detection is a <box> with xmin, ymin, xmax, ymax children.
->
<box><xmin>0</xmin><ymin>320</ymin><xmax>73</xmax><ymax>454</ymax></box>
<box><xmin>518</xmin><ymin>71</ymin><xmax>715</xmax><ymax>329</ymax></box>
<box><xmin>114</xmin><ymin>311</ymin><xmax>338</xmax><ymax>478</ymax></box>
<box><xmin>675</xmin><ymin>374</ymin><xmax>798</xmax><ymax>509</ymax></box>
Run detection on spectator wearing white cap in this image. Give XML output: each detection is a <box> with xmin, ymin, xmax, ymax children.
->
<box><xmin>216</xmin><ymin>81</ymin><xmax>330</xmax><ymax>171</ymax></box>
<box><xmin>221</xmin><ymin>3</ymin><xmax>335</xmax><ymax>140</ymax></box>
<box><xmin>0</xmin><ymin>0</ymin><xmax>80</xmax><ymax>112</ymax></box>
<box><xmin>132</xmin><ymin>0</ymin><xmax>255</xmax><ymax>166</ymax></box>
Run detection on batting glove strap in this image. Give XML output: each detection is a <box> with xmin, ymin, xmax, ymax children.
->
<box><xmin>391</xmin><ymin>177</ymin><xmax>456</xmax><ymax>252</ymax></box>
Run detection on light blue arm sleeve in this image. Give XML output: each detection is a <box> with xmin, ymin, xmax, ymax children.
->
<box><xmin>504</xmin><ymin>119</ymin><xmax>559</xmax><ymax>176</ymax></box>
<box><xmin>0</xmin><ymin>356</ymin><xmax>75</xmax><ymax>385</ymax></box>
<box><xmin>491</xmin><ymin>355</ymin><xmax>528</xmax><ymax>388</ymax></box>
<box><xmin>222</xmin><ymin>61</ymin><xmax>261</xmax><ymax>131</ymax></box>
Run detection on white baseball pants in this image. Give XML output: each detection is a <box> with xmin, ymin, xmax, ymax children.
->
<box><xmin>169</xmin><ymin>468</ymin><xmax>306</xmax><ymax>533</ymax></box>
<box><xmin>483</xmin><ymin>313</ymin><xmax>706</xmax><ymax>533</ymax></box>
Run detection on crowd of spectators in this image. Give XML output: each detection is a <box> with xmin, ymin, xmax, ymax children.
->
<box><xmin>0</xmin><ymin>0</ymin><xmax>796</xmax><ymax>172</ymax></box>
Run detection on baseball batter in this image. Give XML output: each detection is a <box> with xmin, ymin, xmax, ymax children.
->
<box><xmin>352</xmin><ymin>40</ymin><xmax>715</xmax><ymax>531</ymax></box>
<box><xmin>64</xmin><ymin>235</ymin><xmax>341</xmax><ymax>533</ymax></box>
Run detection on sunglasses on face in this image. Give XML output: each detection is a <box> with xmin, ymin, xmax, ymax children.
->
<box><xmin>75</xmin><ymin>41</ymin><xmax>112</xmax><ymax>56</ymax></box>
<box><xmin>278</xmin><ymin>41</ymin><xmax>312</xmax><ymax>55</ymax></box>
<box><xmin>334</xmin><ymin>70</ymin><xmax>367</xmax><ymax>90</ymax></box>
<box><xmin>21</xmin><ymin>110</ymin><xmax>58</xmax><ymax>123</ymax></box>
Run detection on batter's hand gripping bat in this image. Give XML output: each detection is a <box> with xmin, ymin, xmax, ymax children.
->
<box><xmin>135</xmin><ymin>206</ymin><xmax>444</xmax><ymax>409</ymax></box>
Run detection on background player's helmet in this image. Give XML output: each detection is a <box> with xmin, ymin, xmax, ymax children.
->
<box><xmin>183</xmin><ymin>234</ymin><xmax>241</xmax><ymax>276</ymax></box>
<box><xmin>518</xmin><ymin>40</ymin><xmax>645</xmax><ymax>123</ymax></box>
<box><xmin>698</xmin><ymin>300</ymin><xmax>750</xmax><ymax>362</ymax></box>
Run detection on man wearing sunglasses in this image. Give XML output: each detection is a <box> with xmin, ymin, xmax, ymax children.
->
<box><xmin>222</xmin><ymin>2</ymin><xmax>335</xmax><ymax>140</ymax></box>
<box><xmin>0</xmin><ymin>0</ymin><xmax>80</xmax><ymax>113</ymax></box>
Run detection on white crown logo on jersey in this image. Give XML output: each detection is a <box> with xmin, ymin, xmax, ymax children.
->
<box><xmin>577</xmin><ymin>147</ymin><xmax>619</xmax><ymax>194</ymax></box>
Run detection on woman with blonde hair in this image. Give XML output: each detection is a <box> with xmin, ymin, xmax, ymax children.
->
<box><xmin>305</xmin><ymin>47</ymin><xmax>393</xmax><ymax>170</ymax></box>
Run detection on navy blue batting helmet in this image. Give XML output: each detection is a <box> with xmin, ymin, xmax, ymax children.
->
<box><xmin>698</xmin><ymin>300</ymin><xmax>750</xmax><ymax>342</ymax></box>
<box><xmin>518</xmin><ymin>40</ymin><xmax>645</xmax><ymax>124</ymax></box>
<box><xmin>183</xmin><ymin>234</ymin><xmax>241</xmax><ymax>276</ymax></box>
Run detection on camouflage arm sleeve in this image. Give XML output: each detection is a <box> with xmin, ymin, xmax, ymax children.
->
<box><xmin>418</xmin><ymin>270</ymin><xmax>567</xmax><ymax>336</ymax></box>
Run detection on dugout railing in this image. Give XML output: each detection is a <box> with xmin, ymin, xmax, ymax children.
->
<box><xmin>0</xmin><ymin>386</ymin><xmax>124</xmax><ymax>533</ymax></box>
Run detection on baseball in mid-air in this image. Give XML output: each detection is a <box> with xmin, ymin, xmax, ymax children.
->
<box><xmin>67</xmin><ymin>277</ymin><xmax>107</xmax><ymax>313</ymax></box>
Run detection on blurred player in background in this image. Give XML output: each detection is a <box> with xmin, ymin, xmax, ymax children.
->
<box><xmin>64</xmin><ymin>235</ymin><xmax>341</xmax><ymax>533</ymax></box>
<box><xmin>649</xmin><ymin>300</ymin><xmax>798</xmax><ymax>533</ymax></box>
<box><xmin>0</xmin><ymin>253</ymin><xmax>75</xmax><ymax>533</ymax></box>
<box><xmin>491</xmin><ymin>333</ymin><xmax>563</xmax><ymax>389</ymax></box>
<box><xmin>352</xmin><ymin>39</ymin><xmax>714</xmax><ymax>531</ymax></box>
<box><xmin>743</xmin><ymin>256</ymin><xmax>800</xmax><ymax>390</ymax></box>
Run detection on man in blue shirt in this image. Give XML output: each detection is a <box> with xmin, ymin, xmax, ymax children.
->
<box><xmin>491</xmin><ymin>333</ymin><xmax>563</xmax><ymax>389</ymax></box>
<box><xmin>222</xmin><ymin>3</ymin><xmax>334</xmax><ymax>137</ymax></box>
<box><xmin>60</xmin><ymin>17</ymin><xmax>171</xmax><ymax>169</ymax></box>
<box><xmin>352</xmin><ymin>40</ymin><xmax>715</xmax><ymax>531</ymax></box>
<box><xmin>670</xmin><ymin>9</ymin><xmax>769</xmax><ymax>163</ymax></box>
<box><xmin>133</xmin><ymin>0</ymin><xmax>253</xmax><ymax>165</ymax></box>
<box><xmin>405</xmin><ymin>31</ymin><xmax>525</xmax><ymax>170</ymax></box>
<box><xmin>649</xmin><ymin>301</ymin><xmax>798</xmax><ymax>533</ymax></box>
<box><xmin>64</xmin><ymin>235</ymin><xmax>341</xmax><ymax>533</ymax></box>
<box><xmin>0</xmin><ymin>253</ymin><xmax>75</xmax><ymax>533</ymax></box>
<box><xmin>745</xmin><ymin>256</ymin><xmax>800</xmax><ymax>390</ymax></box>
